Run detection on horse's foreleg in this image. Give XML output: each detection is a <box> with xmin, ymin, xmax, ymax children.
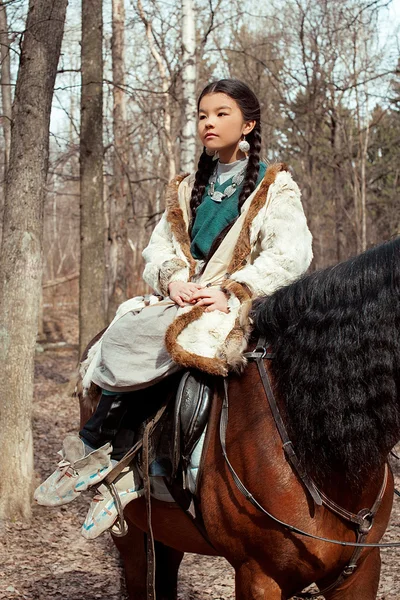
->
<box><xmin>112</xmin><ymin>519</ymin><xmax>184</xmax><ymax>600</ymax></box>
<box><xmin>154</xmin><ymin>539</ymin><xmax>184</xmax><ymax>600</ymax></box>
<box><xmin>235</xmin><ymin>562</ymin><xmax>285</xmax><ymax>600</ymax></box>
<box><xmin>323</xmin><ymin>549</ymin><xmax>381</xmax><ymax>600</ymax></box>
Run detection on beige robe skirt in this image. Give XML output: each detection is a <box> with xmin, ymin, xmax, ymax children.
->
<box><xmin>91</xmin><ymin>300</ymin><xmax>182</xmax><ymax>393</ymax></box>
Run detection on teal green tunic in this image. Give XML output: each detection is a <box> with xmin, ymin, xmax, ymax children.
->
<box><xmin>190</xmin><ymin>162</ymin><xmax>267</xmax><ymax>260</ymax></box>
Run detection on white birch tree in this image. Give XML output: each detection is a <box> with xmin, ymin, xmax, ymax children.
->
<box><xmin>108</xmin><ymin>0</ymin><xmax>130</xmax><ymax>319</ymax></box>
<box><xmin>137</xmin><ymin>0</ymin><xmax>177</xmax><ymax>181</ymax></box>
<box><xmin>0</xmin><ymin>1</ymin><xmax>11</xmax><ymax>172</ymax></box>
<box><xmin>181</xmin><ymin>0</ymin><xmax>197</xmax><ymax>172</ymax></box>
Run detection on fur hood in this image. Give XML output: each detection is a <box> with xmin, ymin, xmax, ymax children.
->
<box><xmin>141</xmin><ymin>163</ymin><xmax>313</xmax><ymax>376</ymax></box>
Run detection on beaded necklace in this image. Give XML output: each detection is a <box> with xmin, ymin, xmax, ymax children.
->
<box><xmin>208</xmin><ymin>163</ymin><xmax>247</xmax><ymax>203</ymax></box>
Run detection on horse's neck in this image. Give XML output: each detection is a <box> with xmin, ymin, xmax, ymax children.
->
<box><xmin>224</xmin><ymin>364</ymin><xmax>389</xmax><ymax>516</ymax></box>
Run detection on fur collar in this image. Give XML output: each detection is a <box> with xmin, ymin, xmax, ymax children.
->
<box><xmin>165</xmin><ymin>163</ymin><xmax>288</xmax><ymax>272</ymax></box>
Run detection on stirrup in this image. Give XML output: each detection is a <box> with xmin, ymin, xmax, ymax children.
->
<box><xmin>81</xmin><ymin>466</ymin><xmax>143</xmax><ymax>539</ymax></box>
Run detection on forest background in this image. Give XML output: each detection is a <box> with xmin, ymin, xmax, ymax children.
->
<box><xmin>0</xmin><ymin>0</ymin><xmax>399</xmax><ymax>522</ymax></box>
<box><xmin>1</xmin><ymin>0</ymin><xmax>399</xmax><ymax>319</ymax></box>
<box><xmin>0</xmin><ymin>0</ymin><xmax>398</xmax><ymax>320</ymax></box>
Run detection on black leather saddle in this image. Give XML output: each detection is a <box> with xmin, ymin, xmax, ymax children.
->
<box><xmin>148</xmin><ymin>369</ymin><xmax>213</xmax><ymax>485</ymax></box>
<box><xmin>171</xmin><ymin>370</ymin><xmax>213</xmax><ymax>480</ymax></box>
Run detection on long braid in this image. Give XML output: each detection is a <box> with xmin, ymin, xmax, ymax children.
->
<box><xmin>189</xmin><ymin>150</ymin><xmax>215</xmax><ymax>226</ymax></box>
<box><xmin>238</xmin><ymin>124</ymin><xmax>261</xmax><ymax>210</ymax></box>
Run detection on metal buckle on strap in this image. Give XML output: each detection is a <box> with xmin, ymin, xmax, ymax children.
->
<box><xmin>255</xmin><ymin>345</ymin><xmax>267</xmax><ymax>359</ymax></box>
<box><xmin>243</xmin><ymin>335</ymin><xmax>275</xmax><ymax>361</ymax></box>
<box><xmin>343</xmin><ymin>563</ymin><xmax>358</xmax><ymax>577</ymax></box>
<box><xmin>356</xmin><ymin>509</ymin><xmax>374</xmax><ymax>535</ymax></box>
<box><xmin>243</xmin><ymin>347</ymin><xmax>267</xmax><ymax>360</ymax></box>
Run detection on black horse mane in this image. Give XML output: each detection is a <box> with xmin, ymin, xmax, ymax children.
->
<box><xmin>252</xmin><ymin>237</ymin><xmax>400</xmax><ymax>488</ymax></box>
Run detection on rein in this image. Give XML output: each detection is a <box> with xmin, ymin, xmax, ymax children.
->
<box><xmin>220</xmin><ymin>336</ymin><xmax>400</xmax><ymax>599</ymax></box>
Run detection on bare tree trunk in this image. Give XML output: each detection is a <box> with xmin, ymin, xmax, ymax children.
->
<box><xmin>0</xmin><ymin>1</ymin><xmax>11</xmax><ymax>172</ymax></box>
<box><xmin>0</xmin><ymin>0</ymin><xmax>68</xmax><ymax>521</ymax></box>
<box><xmin>80</xmin><ymin>0</ymin><xmax>106</xmax><ymax>354</ymax></box>
<box><xmin>360</xmin><ymin>100</ymin><xmax>370</xmax><ymax>252</ymax></box>
<box><xmin>181</xmin><ymin>0</ymin><xmax>196</xmax><ymax>172</ymax></box>
<box><xmin>108</xmin><ymin>0</ymin><xmax>130</xmax><ymax>320</ymax></box>
<box><xmin>331</xmin><ymin>109</ymin><xmax>346</xmax><ymax>262</ymax></box>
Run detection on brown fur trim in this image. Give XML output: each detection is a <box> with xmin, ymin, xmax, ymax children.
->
<box><xmin>221</xmin><ymin>279</ymin><xmax>252</xmax><ymax>303</ymax></box>
<box><xmin>73</xmin><ymin>378</ymin><xmax>101</xmax><ymax>423</ymax></box>
<box><xmin>159</xmin><ymin>258</ymin><xmax>188</xmax><ymax>296</ymax></box>
<box><xmin>84</xmin><ymin>383</ymin><xmax>101</xmax><ymax>412</ymax></box>
<box><xmin>226</xmin><ymin>162</ymin><xmax>289</xmax><ymax>275</ymax></box>
<box><xmin>165</xmin><ymin>305</ymin><xmax>229</xmax><ymax>376</ymax></box>
<box><xmin>218</xmin><ymin>322</ymin><xmax>247</xmax><ymax>372</ymax></box>
<box><xmin>218</xmin><ymin>299</ymin><xmax>253</xmax><ymax>372</ymax></box>
<box><xmin>165</xmin><ymin>174</ymin><xmax>197</xmax><ymax>279</ymax></box>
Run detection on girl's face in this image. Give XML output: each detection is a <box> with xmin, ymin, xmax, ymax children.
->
<box><xmin>198</xmin><ymin>93</ymin><xmax>255</xmax><ymax>160</ymax></box>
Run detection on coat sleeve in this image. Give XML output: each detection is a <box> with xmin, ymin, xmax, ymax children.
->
<box><xmin>227</xmin><ymin>173</ymin><xmax>313</xmax><ymax>298</ymax></box>
<box><xmin>142</xmin><ymin>211</ymin><xmax>190</xmax><ymax>296</ymax></box>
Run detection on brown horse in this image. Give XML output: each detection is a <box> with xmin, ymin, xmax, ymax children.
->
<box><xmin>80</xmin><ymin>237</ymin><xmax>400</xmax><ymax>599</ymax></box>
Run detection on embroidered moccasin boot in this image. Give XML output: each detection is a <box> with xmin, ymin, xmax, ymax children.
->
<box><xmin>34</xmin><ymin>434</ymin><xmax>114</xmax><ymax>507</ymax></box>
<box><xmin>81</xmin><ymin>466</ymin><xmax>143</xmax><ymax>539</ymax></box>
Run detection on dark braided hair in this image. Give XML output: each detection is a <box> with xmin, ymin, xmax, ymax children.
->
<box><xmin>190</xmin><ymin>150</ymin><xmax>215</xmax><ymax>218</ymax></box>
<box><xmin>190</xmin><ymin>80</ymin><xmax>262</xmax><ymax>254</ymax></box>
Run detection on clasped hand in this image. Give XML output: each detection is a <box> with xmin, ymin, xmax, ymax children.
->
<box><xmin>168</xmin><ymin>281</ymin><xmax>229</xmax><ymax>313</ymax></box>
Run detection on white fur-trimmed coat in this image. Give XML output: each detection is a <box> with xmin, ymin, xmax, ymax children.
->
<box><xmin>140</xmin><ymin>162</ymin><xmax>313</xmax><ymax>376</ymax></box>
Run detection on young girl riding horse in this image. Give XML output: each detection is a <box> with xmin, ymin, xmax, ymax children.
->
<box><xmin>35</xmin><ymin>79</ymin><xmax>313</xmax><ymax>538</ymax></box>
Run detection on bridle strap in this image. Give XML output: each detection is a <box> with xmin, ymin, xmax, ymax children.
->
<box><xmin>249</xmin><ymin>347</ymin><xmax>389</xmax><ymax>528</ymax></box>
<box><xmin>219</xmin><ymin>377</ymin><xmax>396</xmax><ymax>548</ymax></box>
<box><xmin>249</xmin><ymin>346</ymin><xmax>323</xmax><ymax>506</ymax></box>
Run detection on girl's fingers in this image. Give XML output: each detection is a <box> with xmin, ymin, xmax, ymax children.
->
<box><xmin>205</xmin><ymin>304</ymin><xmax>228</xmax><ymax>313</ymax></box>
<box><xmin>195</xmin><ymin>297</ymin><xmax>214</xmax><ymax>306</ymax></box>
<box><xmin>191</xmin><ymin>290</ymin><xmax>212</xmax><ymax>301</ymax></box>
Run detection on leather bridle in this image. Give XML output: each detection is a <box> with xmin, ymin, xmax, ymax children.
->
<box><xmin>219</xmin><ymin>336</ymin><xmax>400</xmax><ymax>599</ymax></box>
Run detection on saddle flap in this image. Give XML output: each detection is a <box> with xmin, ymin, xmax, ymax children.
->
<box><xmin>180</xmin><ymin>370</ymin><xmax>212</xmax><ymax>454</ymax></box>
<box><xmin>172</xmin><ymin>370</ymin><xmax>213</xmax><ymax>477</ymax></box>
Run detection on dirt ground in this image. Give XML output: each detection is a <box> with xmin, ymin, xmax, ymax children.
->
<box><xmin>1</xmin><ymin>308</ymin><xmax>400</xmax><ymax>600</ymax></box>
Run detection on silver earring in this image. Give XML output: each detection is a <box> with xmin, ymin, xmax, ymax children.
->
<box><xmin>239</xmin><ymin>136</ymin><xmax>250</xmax><ymax>153</ymax></box>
